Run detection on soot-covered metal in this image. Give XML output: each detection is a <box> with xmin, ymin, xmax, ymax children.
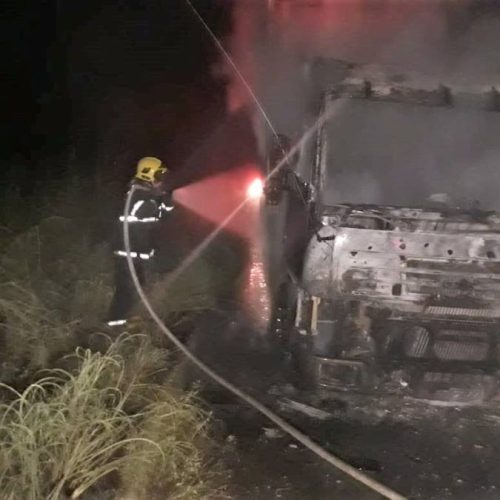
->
<box><xmin>272</xmin><ymin>70</ymin><xmax>500</xmax><ymax>404</ymax></box>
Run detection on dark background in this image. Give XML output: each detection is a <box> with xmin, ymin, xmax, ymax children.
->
<box><xmin>2</xmin><ymin>0</ymin><xmax>238</xmax><ymax>197</ymax></box>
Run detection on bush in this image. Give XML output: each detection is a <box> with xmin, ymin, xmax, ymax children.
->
<box><xmin>0</xmin><ymin>335</ymin><xmax>225</xmax><ymax>500</ymax></box>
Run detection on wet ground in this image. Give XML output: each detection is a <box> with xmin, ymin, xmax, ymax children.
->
<box><xmin>184</xmin><ymin>308</ymin><xmax>500</xmax><ymax>499</ymax></box>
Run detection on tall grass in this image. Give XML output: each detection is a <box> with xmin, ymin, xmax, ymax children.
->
<box><xmin>0</xmin><ymin>216</ymin><xmax>113</xmax><ymax>329</ymax></box>
<box><xmin>0</xmin><ymin>335</ymin><xmax>225</xmax><ymax>500</ymax></box>
<box><xmin>0</xmin><ymin>203</ymin><xmax>230</xmax><ymax>498</ymax></box>
<box><xmin>0</xmin><ymin>281</ymin><xmax>76</xmax><ymax>384</ymax></box>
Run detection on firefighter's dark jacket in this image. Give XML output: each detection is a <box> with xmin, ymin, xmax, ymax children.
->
<box><xmin>113</xmin><ymin>180</ymin><xmax>173</xmax><ymax>257</ymax></box>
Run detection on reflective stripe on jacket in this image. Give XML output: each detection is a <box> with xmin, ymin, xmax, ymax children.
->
<box><xmin>113</xmin><ymin>181</ymin><xmax>174</xmax><ymax>256</ymax></box>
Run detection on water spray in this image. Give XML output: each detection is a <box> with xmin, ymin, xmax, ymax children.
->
<box><xmin>161</xmin><ymin>100</ymin><xmax>339</xmax><ymax>291</ymax></box>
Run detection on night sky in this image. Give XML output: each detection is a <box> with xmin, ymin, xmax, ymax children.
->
<box><xmin>2</xmin><ymin>0</ymin><xmax>248</xmax><ymax>194</ymax></box>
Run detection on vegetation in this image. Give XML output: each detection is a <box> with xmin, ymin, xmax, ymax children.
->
<box><xmin>0</xmin><ymin>181</ymin><xmax>232</xmax><ymax>499</ymax></box>
<box><xmin>0</xmin><ymin>334</ymin><xmax>224</xmax><ymax>499</ymax></box>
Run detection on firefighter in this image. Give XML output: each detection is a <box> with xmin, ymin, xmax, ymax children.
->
<box><xmin>106</xmin><ymin>156</ymin><xmax>174</xmax><ymax>327</ymax></box>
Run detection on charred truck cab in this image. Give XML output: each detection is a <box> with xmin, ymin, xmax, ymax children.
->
<box><xmin>264</xmin><ymin>63</ymin><xmax>500</xmax><ymax>404</ymax></box>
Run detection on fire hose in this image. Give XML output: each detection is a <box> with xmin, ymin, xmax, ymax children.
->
<box><xmin>122</xmin><ymin>184</ymin><xmax>406</xmax><ymax>500</ymax></box>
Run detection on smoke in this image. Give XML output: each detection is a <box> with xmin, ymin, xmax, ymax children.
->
<box><xmin>229</xmin><ymin>0</ymin><xmax>500</xmax><ymax>209</ymax></box>
<box><xmin>322</xmin><ymin>99</ymin><xmax>500</xmax><ymax>209</ymax></box>
<box><xmin>229</xmin><ymin>1</ymin><xmax>315</xmax><ymax>158</ymax></box>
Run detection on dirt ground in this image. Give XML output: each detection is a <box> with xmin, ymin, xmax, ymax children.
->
<box><xmin>183</xmin><ymin>311</ymin><xmax>500</xmax><ymax>500</ymax></box>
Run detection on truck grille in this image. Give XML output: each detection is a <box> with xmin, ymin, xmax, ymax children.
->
<box><xmin>433</xmin><ymin>330</ymin><xmax>489</xmax><ymax>361</ymax></box>
<box><xmin>425</xmin><ymin>306</ymin><xmax>500</xmax><ymax>318</ymax></box>
<box><xmin>403</xmin><ymin>326</ymin><xmax>430</xmax><ymax>358</ymax></box>
<box><xmin>403</xmin><ymin>327</ymin><xmax>491</xmax><ymax>362</ymax></box>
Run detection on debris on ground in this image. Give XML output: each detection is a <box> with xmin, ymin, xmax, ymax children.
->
<box><xmin>279</xmin><ymin>397</ymin><xmax>333</xmax><ymax>421</ymax></box>
<box><xmin>263</xmin><ymin>427</ymin><xmax>285</xmax><ymax>439</ymax></box>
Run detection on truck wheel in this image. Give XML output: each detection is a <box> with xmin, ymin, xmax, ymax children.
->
<box><xmin>288</xmin><ymin>331</ymin><xmax>318</xmax><ymax>390</ymax></box>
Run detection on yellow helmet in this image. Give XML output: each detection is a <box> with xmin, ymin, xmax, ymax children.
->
<box><xmin>135</xmin><ymin>157</ymin><xmax>168</xmax><ymax>183</ymax></box>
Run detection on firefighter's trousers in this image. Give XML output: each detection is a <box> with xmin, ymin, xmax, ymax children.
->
<box><xmin>107</xmin><ymin>257</ymin><xmax>146</xmax><ymax>325</ymax></box>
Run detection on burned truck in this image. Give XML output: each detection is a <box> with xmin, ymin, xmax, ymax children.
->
<box><xmin>264</xmin><ymin>64</ymin><xmax>500</xmax><ymax>403</ymax></box>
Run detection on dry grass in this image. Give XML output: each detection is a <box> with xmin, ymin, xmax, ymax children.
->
<box><xmin>0</xmin><ymin>216</ymin><xmax>113</xmax><ymax>329</ymax></box>
<box><xmin>0</xmin><ymin>215</ymin><xmax>229</xmax><ymax>500</ymax></box>
<box><xmin>0</xmin><ymin>335</ymin><xmax>225</xmax><ymax>500</ymax></box>
<box><xmin>0</xmin><ymin>281</ymin><xmax>76</xmax><ymax>384</ymax></box>
<box><xmin>119</xmin><ymin>388</ymin><xmax>220</xmax><ymax>500</ymax></box>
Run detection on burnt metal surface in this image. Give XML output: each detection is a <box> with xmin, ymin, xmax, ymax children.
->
<box><xmin>303</xmin><ymin>205</ymin><xmax>500</xmax><ymax>318</ymax></box>
<box><xmin>300</xmin><ymin>205</ymin><xmax>500</xmax><ymax>403</ymax></box>
<box><xmin>295</xmin><ymin>67</ymin><xmax>500</xmax><ymax>403</ymax></box>
<box><xmin>329</xmin><ymin>79</ymin><xmax>500</xmax><ymax>111</ymax></box>
<box><xmin>313</xmin><ymin>353</ymin><xmax>500</xmax><ymax>404</ymax></box>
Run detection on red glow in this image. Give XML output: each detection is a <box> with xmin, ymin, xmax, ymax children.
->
<box><xmin>247</xmin><ymin>178</ymin><xmax>264</xmax><ymax>199</ymax></box>
<box><xmin>174</xmin><ymin>164</ymin><xmax>262</xmax><ymax>239</ymax></box>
